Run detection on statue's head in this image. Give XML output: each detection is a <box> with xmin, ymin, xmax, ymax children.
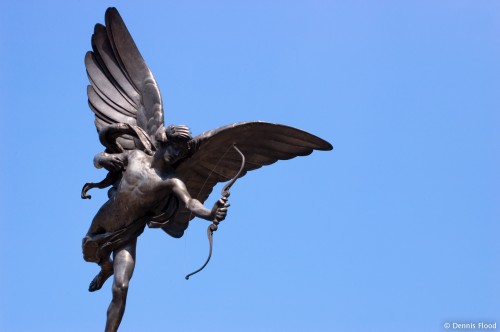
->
<box><xmin>152</xmin><ymin>125</ymin><xmax>192</xmax><ymax>167</ymax></box>
<box><xmin>154</xmin><ymin>125</ymin><xmax>192</xmax><ymax>144</ymax></box>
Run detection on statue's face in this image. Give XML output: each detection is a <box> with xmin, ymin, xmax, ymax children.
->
<box><xmin>151</xmin><ymin>138</ymin><xmax>189</xmax><ymax>169</ymax></box>
<box><xmin>162</xmin><ymin>140</ymin><xmax>188</xmax><ymax>165</ymax></box>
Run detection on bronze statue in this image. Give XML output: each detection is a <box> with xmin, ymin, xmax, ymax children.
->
<box><xmin>81</xmin><ymin>7</ymin><xmax>332</xmax><ymax>332</ymax></box>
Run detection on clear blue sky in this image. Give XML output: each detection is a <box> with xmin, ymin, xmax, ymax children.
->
<box><xmin>0</xmin><ymin>1</ymin><xmax>498</xmax><ymax>331</ymax></box>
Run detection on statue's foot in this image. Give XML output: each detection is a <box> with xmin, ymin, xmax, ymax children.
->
<box><xmin>88</xmin><ymin>266</ymin><xmax>113</xmax><ymax>292</ymax></box>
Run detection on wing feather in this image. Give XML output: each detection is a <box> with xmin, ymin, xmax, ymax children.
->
<box><xmin>105</xmin><ymin>9</ymin><xmax>150</xmax><ymax>94</ymax></box>
<box><xmin>95</xmin><ymin>118</ymin><xmax>106</xmax><ymax>131</ymax></box>
<box><xmin>237</xmin><ymin>143</ymin><xmax>311</xmax><ymax>160</ymax></box>
<box><xmin>87</xmin><ymin>86</ymin><xmax>136</xmax><ymax>125</ymax></box>
<box><xmin>91</xmin><ymin>24</ymin><xmax>140</xmax><ymax>107</ymax></box>
<box><xmin>85</xmin><ymin>8</ymin><xmax>164</xmax><ymax>149</ymax></box>
<box><xmin>89</xmin><ymin>101</ymin><xmax>113</xmax><ymax>125</ymax></box>
<box><xmin>104</xmin><ymin>8</ymin><xmax>164</xmax><ymax>136</ymax></box>
<box><xmin>85</xmin><ymin>52</ymin><xmax>137</xmax><ymax>116</ymax></box>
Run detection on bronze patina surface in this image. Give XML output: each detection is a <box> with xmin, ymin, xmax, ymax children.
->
<box><xmin>81</xmin><ymin>7</ymin><xmax>332</xmax><ymax>331</ymax></box>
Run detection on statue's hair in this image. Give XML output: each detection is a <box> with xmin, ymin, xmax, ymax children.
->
<box><xmin>154</xmin><ymin>124</ymin><xmax>192</xmax><ymax>144</ymax></box>
<box><xmin>165</xmin><ymin>125</ymin><xmax>192</xmax><ymax>142</ymax></box>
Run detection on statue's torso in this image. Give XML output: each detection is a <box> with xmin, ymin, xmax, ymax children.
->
<box><xmin>95</xmin><ymin>150</ymin><xmax>175</xmax><ymax>232</ymax></box>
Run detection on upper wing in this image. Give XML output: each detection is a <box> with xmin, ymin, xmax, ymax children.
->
<box><xmin>161</xmin><ymin>121</ymin><xmax>332</xmax><ymax>238</ymax></box>
<box><xmin>85</xmin><ymin>7</ymin><xmax>164</xmax><ymax>149</ymax></box>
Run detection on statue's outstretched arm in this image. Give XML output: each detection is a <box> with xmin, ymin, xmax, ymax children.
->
<box><xmin>81</xmin><ymin>151</ymin><xmax>129</xmax><ymax>199</ymax></box>
<box><xmin>169</xmin><ymin>178</ymin><xmax>229</xmax><ymax>222</ymax></box>
<box><xmin>81</xmin><ymin>171</ymin><xmax>121</xmax><ymax>199</ymax></box>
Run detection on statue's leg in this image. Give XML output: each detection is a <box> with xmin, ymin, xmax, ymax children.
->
<box><xmin>105</xmin><ymin>238</ymin><xmax>137</xmax><ymax>332</ymax></box>
<box><xmin>88</xmin><ymin>256</ymin><xmax>114</xmax><ymax>292</ymax></box>
<box><xmin>85</xmin><ymin>201</ymin><xmax>115</xmax><ymax>292</ymax></box>
<box><xmin>86</xmin><ymin>200</ymin><xmax>111</xmax><ymax>235</ymax></box>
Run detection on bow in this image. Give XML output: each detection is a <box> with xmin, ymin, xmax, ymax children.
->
<box><xmin>185</xmin><ymin>144</ymin><xmax>246</xmax><ymax>280</ymax></box>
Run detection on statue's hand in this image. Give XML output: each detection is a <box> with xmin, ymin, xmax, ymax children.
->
<box><xmin>81</xmin><ymin>182</ymin><xmax>94</xmax><ymax>199</ymax></box>
<box><xmin>211</xmin><ymin>197</ymin><xmax>230</xmax><ymax>222</ymax></box>
<box><xmin>98</xmin><ymin>154</ymin><xmax>125</xmax><ymax>171</ymax></box>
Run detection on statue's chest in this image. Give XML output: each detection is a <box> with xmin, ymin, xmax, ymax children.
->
<box><xmin>122</xmin><ymin>154</ymin><xmax>163</xmax><ymax>191</ymax></box>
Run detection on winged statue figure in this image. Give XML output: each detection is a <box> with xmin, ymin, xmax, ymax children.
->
<box><xmin>81</xmin><ymin>7</ymin><xmax>332</xmax><ymax>332</ymax></box>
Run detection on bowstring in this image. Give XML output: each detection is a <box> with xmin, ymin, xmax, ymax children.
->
<box><xmin>183</xmin><ymin>144</ymin><xmax>233</xmax><ymax>274</ymax></box>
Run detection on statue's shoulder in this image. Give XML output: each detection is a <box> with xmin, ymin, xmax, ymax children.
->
<box><xmin>128</xmin><ymin>149</ymin><xmax>152</xmax><ymax>161</ymax></box>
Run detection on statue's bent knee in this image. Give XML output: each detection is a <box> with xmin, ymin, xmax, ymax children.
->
<box><xmin>82</xmin><ymin>236</ymin><xmax>101</xmax><ymax>263</ymax></box>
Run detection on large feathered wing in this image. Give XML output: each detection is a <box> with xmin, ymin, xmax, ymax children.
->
<box><xmin>161</xmin><ymin>121</ymin><xmax>332</xmax><ymax>238</ymax></box>
<box><xmin>85</xmin><ymin>7</ymin><xmax>164</xmax><ymax>149</ymax></box>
